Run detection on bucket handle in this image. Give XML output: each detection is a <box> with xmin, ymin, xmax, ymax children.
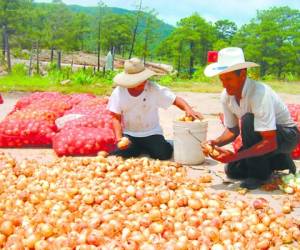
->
<box><xmin>186</xmin><ymin>128</ymin><xmax>203</xmax><ymax>143</ymax></box>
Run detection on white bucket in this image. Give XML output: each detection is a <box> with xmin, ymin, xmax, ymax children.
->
<box><xmin>173</xmin><ymin>120</ymin><xmax>208</xmax><ymax>165</ymax></box>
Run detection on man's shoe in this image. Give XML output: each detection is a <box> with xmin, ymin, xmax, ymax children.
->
<box><xmin>240</xmin><ymin>178</ymin><xmax>264</xmax><ymax>190</ymax></box>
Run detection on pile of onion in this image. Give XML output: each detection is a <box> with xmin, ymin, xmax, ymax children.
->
<box><xmin>0</xmin><ymin>151</ymin><xmax>299</xmax><ymax>249</ymax></box>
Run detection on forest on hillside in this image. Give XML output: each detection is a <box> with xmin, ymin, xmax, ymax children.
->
<box><xmin>1</xmin><ymin>0</ymin><xmax>300</xmax><ymax>80</ymax></box>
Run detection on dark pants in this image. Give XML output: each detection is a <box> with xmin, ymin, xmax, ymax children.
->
<box><xmin>111</xmin><ymin>134</ymin><xmax>173</xmax><ymax>160</ymax></box>
<box><xmin>226</xmin><ymin>113</ymin><xmax>300</xmax><ymax>180</ymax></box>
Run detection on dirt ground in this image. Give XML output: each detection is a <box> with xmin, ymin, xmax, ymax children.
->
<box><xmin>0</xmin><ymin>91</ymin><xmax>300</xmax><ymax>218</ymax></box>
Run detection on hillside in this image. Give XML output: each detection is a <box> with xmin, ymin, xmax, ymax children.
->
<box><xmin>68</xmin><ymin>4</ymin><xmax>174</xmax><ymax>41</ymax></box>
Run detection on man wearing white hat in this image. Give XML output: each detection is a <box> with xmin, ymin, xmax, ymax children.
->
<box><xmin>108</xmin><ymin>57</ymin><xmax>202</xmax><ymax>160</ymax></box>
<box><xmin>203</xmin><ymin>47</ymin><xmax>300</xmax><ymax>189</ymax></box>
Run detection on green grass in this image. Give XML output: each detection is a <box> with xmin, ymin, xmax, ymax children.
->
<box><xmin>263</xmin><ymin>80</ymin><xmax>300</xmax><ymax>94</ymax></box>
<box><xmin>161</xmin><ymin>78</ymin><xmax>300</xmax><ymax>94</ymax></box>
<box><xmin>0</xmin><ymin>74</ymin><xmax>112</xmax><ymax>95</ymax></box>
<box><xmin>0</xmin><ymin>74</ymin><xmax>300</xmax><ymax>95</ymax></box>
<box><xmin>160</xmin><ymin>80</ymin><xmax>223</xmax><ymax>93</ymax></box>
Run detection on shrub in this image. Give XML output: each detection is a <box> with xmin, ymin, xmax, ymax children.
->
<box><xmin>11</xmin><ymin>63</ymin><xmax>27</xmax><ymax>76</ymax></box>
<box><xmin>95</xmin><ymin>70</ymin><xmax>118</xmax><ymax>84</ymax></box>
<box><xmin>72</xmin><ymin>69</ymin><xmax>95</xmax><ymax>85</ymax></box>
<box><xmin>284</xmin><ymin>72</ymin><xmax>298</xmax><ymax>82</ymax></box>
<box><xmin>262</xmin><ymin>74</ymin><xmax>277</xmax><ymax>81</ymax></box>
<box><xmin>158</xmin><ymin>74</ymin><xmax>174</xmax><ymax>84</ymax></box>
<box><xmin>192</xmin><ymin>66</ymin><xmax>212</xmax><ymax>82</ymax></box>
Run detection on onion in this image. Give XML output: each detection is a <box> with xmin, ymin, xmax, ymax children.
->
<box><xmin>203</xmin><ymin>226</ymin><xmax>219</xmax><ymax>242</ymax></box>
<box><xmin>159</xmin><ymin>190</ymin><xmax>170</xmax><ymax>204</ymax></box>
<box><xmin>253</xmin><ymin>198</ymin><xmax>268</xmax><ymax>209</ymax></box>
<box><xmin>255</xmin><ymin>223</ymin><xmax>267</xmax><ymax>234</ymax></box>
<box><xmin>86</xmin><ymin>229</ymin><xmax>104</xmax><ymax>246</ymax></box>
<box><xmin>149</xmin><ymin>222</ymin><xmax>164</xmax><ymax>234</ymax></box>
<box><xmin>188</xmin><ymin>199</ymin><xmax>202</xmax><ymax>210</ymax></box>
<box><xmin>135</xmin><ymin>189</ymin><xmax>144</xmax><ymax>200</ymax></box>
<box><xmin>140</xmin><ymin>216</ymin><xmax>152</xmax><ymax>228</ymax></box>
<box><xmin>34</xmin><ymin>240</ymin><xmax>49</xmax><ymax>250</ymax></box>
<box><xmin>0</xmin><ymin>221</ymin><xmax>14</xmax><ymax>236</ymax></box>
<box><xmin>0</xmin><ymin>233</ymin><xmax>6</xmax><ymax>246</ymax></box>
<box><xmin>176</xmin><ymin>196</ymin><xmax>188</xmax><ymax>207</ymax></box>
<box><xmin>149</xmin><ymin>209</ymin><xmax>161</xmax><ymax>222</ymax></box>
<box><xmin>281</xmin><ymin>203</ymin><xmax>292</xmax><ymax>214</ymax></box>
<box><xmin>186</xmin><ymin>226</ymin><xmax>200</xmax><ymax>240</ymax></box>
<box><xmin>211</xmin><ymin>244</ymin><xmax>226</xmax><ymax>250</ymax></box>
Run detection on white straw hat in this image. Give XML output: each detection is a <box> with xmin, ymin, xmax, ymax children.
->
<box><xmin>113</xmin><ymin>58</ymin><xmax>156</xmax><ymax>88</ymax></box>
<box><xmin>204</xmin><ymin>47</ymin><xmax>259</xmax><ymax>77</ymax></box>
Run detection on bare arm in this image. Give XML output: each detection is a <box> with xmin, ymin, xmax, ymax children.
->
<box><xmin>214</xmin><ymin>126</ymin><xmax>240</xmax><ymax>147</ymax></box>
<box><xmin>212</xmin><ymin>130</ymin><xmax>277</xmax><ymax>163</ymax></box>
<box><xmin>173</xmin><ymin>96</ymin><xmax>203</xmax><ymax>119</ymax></box>
<box><xmin>110</xmin><ymin>111</ymin><xmax>123</xmax><ymax>142</ymax></box>
<box><xmin>235</xmin><ymin>130</ymin><xmax>277</xmax><ymax>160</ymax></box>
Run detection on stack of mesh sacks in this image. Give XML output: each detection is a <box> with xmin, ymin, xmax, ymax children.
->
<box><xmin>0</xmin><ymin>92</ymin><xmax>117</xmax><ymax>156</ymax></box>
<box><xmin>0</xmin><ymin>92</ymin><xmax>72</xmax><ymax>147</ymax></box>
<box><xmin>52</xmin><ymin>97</ymin><xmax>117</xmax><ymax>156</ymax></box>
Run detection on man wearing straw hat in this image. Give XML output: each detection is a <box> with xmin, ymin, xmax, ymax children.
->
<box><xmin>203</xmin><ymin>47</ymin><xmax>300</xmax><ymax>189</ymax></box>
<box><xmin>108</xmin><ymin>57</ymin><xmax>202</xmax><ymax>160</ymax></box>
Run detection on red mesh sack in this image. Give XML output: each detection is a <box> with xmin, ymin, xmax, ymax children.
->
<box><xmin>14</xmin><ymin>92</ymin><xmax>68</xmax><ymax>111</ymax></box>
<box><xmin>68</xmin><ymin>93</ymin><xmax>96</xmax><ymax>106</ymax></box>
<box><xmin>52</xmin><ymin>127</ymin><xmax>116</xmax><ymax>156</ymax></box>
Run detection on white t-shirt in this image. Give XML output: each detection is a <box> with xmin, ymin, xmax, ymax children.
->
<box><xmin>221</xmin><ymin>78</ymin><xmax>295</xmax><ymax>131</ymax></box>
<box><xmin>107</xmin><ymin>81</ymin><xmax>176</xmax><ymax>137</ymax></box>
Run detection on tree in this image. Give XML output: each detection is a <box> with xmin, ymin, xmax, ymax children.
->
<box><xmin>43</xmin><ymin>1</ymin><xmax>74</xmax><ymax>58</ymax></box>
<box><xmin>160</xmin><ymin>14</ymin><xmax>216</xmax><ymax>77</ymax></box>
<box><xmin>134</xmin><ymin>8</ymin><xmax>160</xmax><ymax>63</ymax></box>
<box><xmin>72</xmin><ymin>13</ymin><xmax>91</xmax><ymax>51</ymax></box>
<box><xmin>101</xmin><ymin>14</ymin><xmax>134</xmax><ymax>55</ymax></box>
<box><xmin>96</xmin><ymin>1</ymin><xmax>106</xmax><ymax>71</ymax></box>
<box><xmin>0</xmin><ymin>0</ymin><xmax>33</xmax><ymax>72</ymax></box>
<box><xmin>128</xmin><ymin>0</ymin><xmax>143</xmax><ymax>59</ymax></box>
<box><xmin>233</xmin><ymin>6</ymin><xmax>300</xmax><ymax>78</ymax></box>
<box><xmin>214</xmin><ymin>19</ymin><xmax>237</xmax><ymax>42</ymax></box>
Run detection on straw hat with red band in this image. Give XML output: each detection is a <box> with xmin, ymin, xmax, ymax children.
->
<box><xmin>113</xmin><ymin>58</ymin><xmax>156</xmax><ymax>88</ymax></box>
<box><xmin>204</xmin><ymin>47</ymin><xmax>259</xmax><ymax>77</ymax></box>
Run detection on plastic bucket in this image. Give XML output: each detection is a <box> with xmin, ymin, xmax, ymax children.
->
<box><xmin>173</xmin><ymin>120</ymin><xmax>208</xmax><ymax>165</ymax></box>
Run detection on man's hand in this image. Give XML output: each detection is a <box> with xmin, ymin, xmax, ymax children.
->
<box><xmin>201</xmin><ymin>141</ymin><xmax>220</xmax><ymax>157</ymax></box>
<box><xmin>202</xmin><ymin>140</ymin><xmax>218</xmax><ymax>147</ymax></box>
<box><xmin>173</xmin><ymin>97</ymin><xmax>203</xmax><ymax>120</ymax></box>
<box><xmin>201</xmin><ymin>142</ymin><xmax>236</xmax><ymax>163</ymax></box>
<box><xmin>212</xmin><ymin>146</ymin><xmax>236</xmax><ymax>163</ymax></box>
<box><xmin>186</xmin><ymin>108</ymin><xmax>203</xmax><ymax>120</ymax></box>
<box><xmin>117</xmin><ymin>137</ymin><xmax>131</xmax><ymax>150</ymax></box>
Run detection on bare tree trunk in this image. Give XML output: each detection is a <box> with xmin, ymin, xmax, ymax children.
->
<box><xmin>3</xmin><ymin>25</ymin><xmax>11</xmax><ymax>73</ymax></box>
<box><xmin>50</xmin><ymin>47</ymin><xmax>54</xmax><ymax>63</ymax></box>
<box><xmin>112</xmin><ymin>46</ymin><xmax>115</xmax><ymax>71</ymax></box>
<box><xmin>28</xmin><ymin>43</ymin><xmax>34</xmax><ymax>76</ymax></box>
<box><xmin>36</xmin><ymin>40</ymin><xmax>40</xmax><ymax>75</ymax></box>
<box><xmin>97</xmin><ymin>22</ymin><xmax>101</xmax><ymax>71</ymax></box>
<box><xmin>143</xmin><ymin>32</ymin><xmax>148</xmax><ymax>64</ymax></box>
<box><xmin>189</xmin><ymin>42</ymin><xmax>194</xmax><ymax>78</ymax></box>
<box><xmin>177</xmin><ymin>43</ymin><xmax>182</xmax><ymax>77</ymax></box>
<box><xmin>2</xmin><ymin>29</ymin><xmax>5</xmax><ymax>58</ymax></box>
<box><xmin>121</xmin><ymin>45</ymin><xmax>125</xmax><ymax>58</ymax></box>
<box><xmin>71</xmin><ymin>56</ymin><xmax>73</xmax><ymax>71</ymax></box>
<box><xmin>57</xmin><ymin>51</ymin><xmax>61</xmax><ymax>70</ymax></box>
<box><xmin>128</xmin><ymin>0</ymin><xmax>142</xmax><ymax>59</ymax></box>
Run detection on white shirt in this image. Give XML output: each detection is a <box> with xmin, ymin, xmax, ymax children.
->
<box><xmin>221</xmin><ymin>78</ymin><xmax>295</xmax><ymax>131</ymax></box>
<box><xmin>107</xmin><ymin>81</ymin><xmax>176</xmax><ymax>137</ymax></box>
